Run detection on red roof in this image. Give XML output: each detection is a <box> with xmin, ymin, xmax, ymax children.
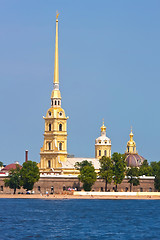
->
<box><xmin>1</xmin><ymin>163</ymin><xmax>22</xmax><ymax>172</ymax></box>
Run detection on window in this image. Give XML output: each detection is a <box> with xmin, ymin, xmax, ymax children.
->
<box><xmin>140</xmin><ymin>188</ymin><xmax>143</xmax><ymax>192</ymax></box>
<box><xmin>51</xmin><ymin>100</ymin><xmax>53</xmax><ymax>106</ymax></box>
<box><xmin>99</xmin><ymin>150</ymin><xmax>101</xmax><ymax>156</ymax></box>
<box><xmin>1</xmin><ymin>186</ymin><xmax>3</xmax><ymax>191</ymax></box>
<box><xmin>59</xmin><ymin>142</ymin><xmax>62</xmax><ymax>150</ymax></box>
<box><xmin>49</xmin><ymin>124</ymin><xmax>51</xmax><ymax>131</ymax></box>
<box><xmin>38</xmin><ymin>186</ymin><xmax>41</xmax><ymax>191</ymax></box>
<box><xmin>48</xmin><ymin>111</ymin><xmax>51</xmax><ymax>116</ymax></box>
<box><xmin>63</xmin><ymin>186</ymin><xmax>66</xmax><ymax>191</ymax></box>
<box><xmin>51</xmin><ymin>186</ymin><xmax>54</xmax><ymax>193</ymax></box>
<box><xmin>104</xmin><ymin>150</ymin><xmax>107</xmax><ymax>156</ymax></box>
<box><xmin>125</xmin><ymin>187</ymin><xmax>128</xmax><ymax>192</ymax></box>
<box><xmin>99</xmin><ymin>141</ymin><xmax>101</xmax><ymax>144</ymax></box>
<box><xmin>48</xmin><ymin>142</ymin><xmax>51</xmax><ymax>150</ymax></box>
<box><xmin>58</xmin><ymin>100</ymin><xmax>60</xmax><ymax>105</ymax></box>
<box><xmin>128</xmin><ymin>147</ymin><xmax>129</xmax><ymax>152</ymax></box>
<box><xmin>48</xmin><ymin>160</ymin><xmax>51</xmax><ymax>168</ymax></box>
<box><xmin>59</xmin><ymin>124</ymin><xmax>62</xmax><ymax>131</ymax></box>
<box><xmin>101</xmin><ymin>187</ymin><xmax>103</xmax><ymax>192</ymax></box>
<box><xmin>55</xmin><ymin>100</ymin><xmax>57</xmax><ymax>105</ymax></box>
<box><xmin>105</xmin><ymin>142</ymin><xmax>107</xmax><ymax>144</ymax></box>
<box><xmin>149</xmin><ymin>187</ymin><xmax>152</xmax><ymax>192</ymax></box>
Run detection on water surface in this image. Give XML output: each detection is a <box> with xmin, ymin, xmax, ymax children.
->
<box><xmin>0</xmin><ymin>199</ymin><xmax>159</xmax><ymax>239</ymax></box>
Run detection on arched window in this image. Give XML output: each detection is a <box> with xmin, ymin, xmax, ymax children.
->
<box><xmin>104</xmin><ymin>150</ymin><xmax>107</xmax><ymax>156</ymax></box>
<box><xmin>59</xmin><ymin>142</ymin><xmax>62</xmax><ymax>150</ymax></box>
<box><xmin>49</xmin><ymin>124</ymin><xmax>51</xmax><ymax>131</ymax></box>
<box><xmin>128</xmin><ymin>147</ymin><xmax>129</xmax><ymax>152</ymax></box>
<box><xmin>59</xmin><ymin>124</ymin><xmax>62</xmax><ymax>131</ymax></box>
<box><xmin>48</xmin><ymin>160</ymin><xmax>51</xmax><ymax>168</ymax></box>
<box><xmin>51</xmin><ymin>100</ymin><xmax>53</xmax><ymax>106</ymax></box>
<box><xmin>55</xmin><ymin>100</ymin><xmax>57</xmax><ymax>105</ymax></box>
<box><xmin>58</xmin><ymin>100</ymin><xmax>60</xmax><ymax>105</ymax></box>
<box><xmin>48</xmin><ymin>142</ymin><xmax>51</xmax><ymax>150</ymax></box>
<box><xmin>99</xmin><ymin>150</ymin><xmax>101</xmax><ymax>156</ymax></box>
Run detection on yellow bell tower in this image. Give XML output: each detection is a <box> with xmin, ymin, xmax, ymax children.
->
<box><xmin>126</xmin><ymin>127</ymin><xmax>137</xmax><ymax>154</ymax></box>
<box><xmin>39</xmin><ymin>13</ymin><xmax>68</xmax><ymax>172</ymax></box>
<box><xmin>95</xmin><ymin>121</ymin><xmax>111</xmax><ymax>159</ymax></box>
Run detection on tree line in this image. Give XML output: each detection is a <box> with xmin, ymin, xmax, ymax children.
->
<box><xmin>75</xmin><ymin>153</ymin><xmax>160</xmax><ymax>192</ymax></box>
<box><xmin>2</xmin><ymin>154</ymin><xmax>160</xmax><ymax>193</ymax></box>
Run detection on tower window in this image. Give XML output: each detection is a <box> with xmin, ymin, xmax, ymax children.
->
<box><xmin>104</xmin><ymin>150</ymin><xmax>107</xmax><ymax>156</ymax></box>
<box><xmin>48</xmin><ymin>160</ymin><xmax>51</xmax><ymax>168</ymax></box>
<box><xmin>1</xmin><ymin>186</ymin><xmax>3</xmax><ymax>191</ymax></box>
<box><xmin>55</xmin><ymin>100</ymin><xmax>57</xmax><ymax>105</ymax></box>
<box><xmin>49</xmin><ymin>124</ymin><xmax>51</xmax><ymax>131</ymax></box>
<box><xmin>128</xmin><ymin>147</ymin><xmax>129</xmax><ymax>152</ymax></box>
<box><xmin>58</xmin><ymin>100</ymin><xmax>60</xmax><ymax>105</ymax></box>
<box><xmin>99</xmin><ymin>150</ymin><xmax>101</xmax><ymax>156</ymax></box>
<box><xmin>48</xmin><ymin>142</ymin><xmax>51</xmax><ymax>150</ymax></box>
<box><xmin>51</xmin><ymin>100</ymin><xmax>53</xmax><ymax>106</ymax></box>
<box><xmin>59</xmin><ymin>124</ymin><xmax>62</xmax><ymax>131</ymax></box>
<box><xmin>38</xmin><ymin>186</ymin><xmax>41</xmax><ymax>191</ymax></box>
<box><xmin>59</xmin><ymin>142</ymin><xmax>62</xmax><ymax>150</ymax></box>
<box><xmin>48</xmin><ymin>111</ymin><xmax>51</xmax><ymax>116</ymax></box>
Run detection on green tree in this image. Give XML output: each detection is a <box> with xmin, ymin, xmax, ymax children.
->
<box><xmin>75</xmin><ymin>160</ymin><xmax>97</xmax><ymax>191</ymax></box>
<box><xmin>139</xmin><ymin>160</ymin><xmax>153</xmax><ymax>176</ymax></box>
<box><xmin>112</xmin><ymin>152</ymin><xmax>126</xmax><ymax>192</ymax></box>
<box><xmin>150</xmin><ymin>161</ymin><xmax>160</xmax><ymax>191</ymax></box>
<box><xmin>99</xmin><ymin>156</ymin><xmax>113</xmax><ymax>191</ymax></box>
<box><xmin>21</xmin><ymin>161</ymin><xmax>40</xmax><ymax>191</ymax></box>
<box><xmin>4</xmin><ymin>166</ymin><xmax>22</xmax><ymax>194</ymax></box>
<box><xmin>0</xmin><ymin>161</ymin><xmax>3</xmax><ymax>167</ymax></box>
<box><xmin>126</xmin><ymin>167</ymin><xmax>140</xmax><ymax>192</ymax></box>
<box><xmin>151</xmin><ymin>161</ymin><xmax>160</xmax><ymax>176</ymax></box>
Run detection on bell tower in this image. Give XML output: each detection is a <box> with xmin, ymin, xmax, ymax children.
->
<box><xmin>39</xmin><ymin>13</ymin><xmax>68</xmax><ymax>172</ymax></box>
<box><xmin>95</xmin><ymin>121</ymin><xmax>111</xmax><ymax>159</ymax></box>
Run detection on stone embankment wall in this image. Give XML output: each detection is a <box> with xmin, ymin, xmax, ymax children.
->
<box><xmin>0</xmin><ymin>176</ymin><xmax>155</xmax><ymax>194</ymax></box>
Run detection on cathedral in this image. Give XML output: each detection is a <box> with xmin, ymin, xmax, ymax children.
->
<box><xmin>38</xmin><ymin>15</ymin><xmax>144</xmax><ymax>175</ymax></box>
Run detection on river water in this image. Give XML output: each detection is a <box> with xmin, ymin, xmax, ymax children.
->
<box><xmin>0</xmin><ymin>199</ymin><xmax>159</xmax><ymax>239</ymax></box>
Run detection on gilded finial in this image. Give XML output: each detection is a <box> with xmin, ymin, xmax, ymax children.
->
<box><xmin>131</xmin><ymin>126</ymin><xmax>132</xmax><ymax>132</ymax></box>
<box><xmin>102</xmin><ymin>118</ymin><xmax>104</xmax><ymax>125</ymax></box>
<box><xmin>56</xmin><ymin>10</ymin><xmax>59</xmax><ymax>19</ymax></box>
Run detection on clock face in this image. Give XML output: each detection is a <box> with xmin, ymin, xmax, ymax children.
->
<box><xmin>59</xmin><ymin>112</ymin><xmax>62</xmax><ymax>116</ymax></box>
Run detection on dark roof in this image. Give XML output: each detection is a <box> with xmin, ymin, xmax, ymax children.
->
<box><xmin>125</xmin><ymin>153</ymin><xmax>145</xmax><ymax>167</ymax></box>
<box><xmin>1</xmin><ymin>163</ymin><xmax>22</xmax><ymax>172</ymax></box>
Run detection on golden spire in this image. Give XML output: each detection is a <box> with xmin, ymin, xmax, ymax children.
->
<box><xmin>54</xmin><ymin>11</ymin><xmax>59</xmax><ymax>85</ymax></box>
<box><xmin>130</xmin><ymin>126</ymin><xmax>134</xmax><ymax>141</ymax></box>
<box><xmin>101</xmin><ymin>119</ymin><xmax>106</xmax><ymax>132</ymax></box>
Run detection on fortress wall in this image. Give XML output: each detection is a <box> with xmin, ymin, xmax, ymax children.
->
<box><xmin>0</xmin><ymin>177</ymin><xmax>155</xmax><ymax>194</ymax></box>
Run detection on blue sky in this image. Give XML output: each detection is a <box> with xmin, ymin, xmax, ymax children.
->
<box><xmin>0</xmin><ymin>0</ymin><xmax>160</xmax><ymax>164</ymax></box>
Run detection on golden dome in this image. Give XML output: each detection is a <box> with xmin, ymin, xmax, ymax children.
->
<box><xmin>127</xmin><ymin>127</ymin><xmax>136</xmax><ymax>147</ymax></box>
<box><xmin>51</xmin><ymin>89</ymin><xmax>61</xmax><ymax>99</ymax></box>
<box><xmin>101</xmin><ymin>120</ymin><xmax>106</xmax><ymax>132</ymax></box>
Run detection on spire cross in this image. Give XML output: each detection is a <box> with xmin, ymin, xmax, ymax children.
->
<box><xmin>56</xmin><ymin>11</ymin><xmax>59</xmax><ymax>19</ymax></box>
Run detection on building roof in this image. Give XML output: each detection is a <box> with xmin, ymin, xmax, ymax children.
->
<box><xmin>62</xmin><ymin>158</ymin><xmax>100</xmax><ymax>170</ymax></box>
<box><xmin>1</xmin><ymin>163</ymin><xmax>22</xmax><ymax>172</ymax></box>
<box><xmin>125</xmin><ymin>153</ymin><xmax>145</xmax><ymax>167</ymax></box>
